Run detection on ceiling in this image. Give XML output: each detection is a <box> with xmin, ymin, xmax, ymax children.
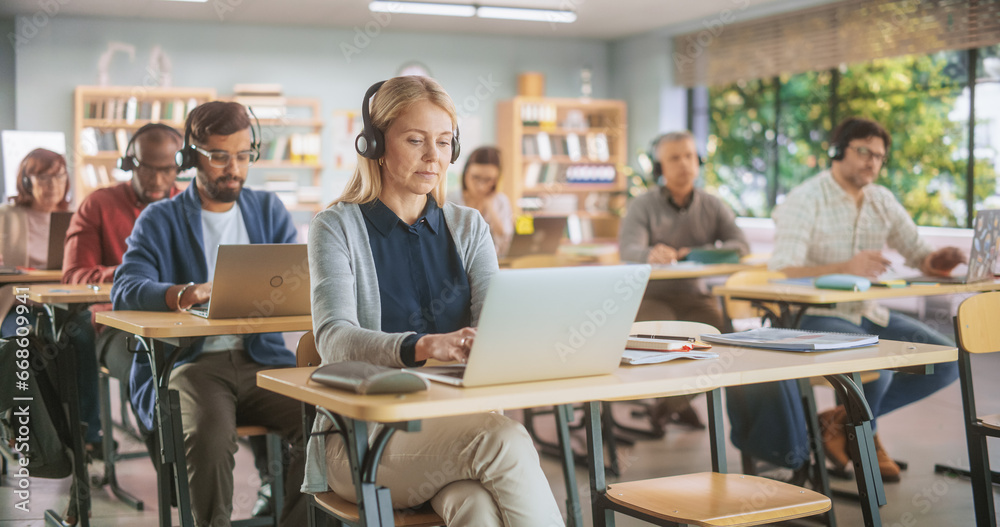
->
<box><xmin>0</xmin><ymin>0</ymin><xmax>797</xmax><ymax>40</ymax></box>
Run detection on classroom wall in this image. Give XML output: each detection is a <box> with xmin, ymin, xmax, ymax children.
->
<box><xmin>0</xmin><ymin>17</ymin><xmax>17</xmax><ymax>197</ymax></box>
<box><xmin>12</xmin><ymin>16</ymin><xmax>612</xmax><ymax>201</ymax></box>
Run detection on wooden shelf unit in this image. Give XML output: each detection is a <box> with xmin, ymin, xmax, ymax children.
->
<box><xmin>72</xmin><ymin>86</ymin><xmax>217</xmax><ymax>205</ymax></box>
<box><xmin>226</xmin><ymin>97</ymin><xmax>324</xmax><ymax>213</ymax></box>
<box><xmin>496</xmin><ymin>97</ymin><xmax>628</xmax><ymax>236</ymax></box>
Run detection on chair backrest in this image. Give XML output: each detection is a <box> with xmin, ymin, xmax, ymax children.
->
<box><xmin>956</xmin><ymin>292</ymin><xmax>1000</xmax><ymax>354</ymax></box>
<box><xmin>630</xmin><ymin>320</ymin><xmax>721</xmax><ymax>338</ymax></box>
<box><xmin>296</xmin><ymin>331</ymin><xmax>320</xmax><ymax>367</ymax></box>
<box><xmin>722</xmin><ymin>269</ymin><xmax>786</xmax><ymax>322</ymax></box>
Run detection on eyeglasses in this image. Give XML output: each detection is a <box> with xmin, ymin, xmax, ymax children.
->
<box><xmin>137</xmin><ymin>162</ymin><xmax>180</xmax><ymax>176</ymax></box>
<box><xmin>29</xmin><ymin>172</ymin><xmax>68</xmax><ymax>186</ymax></box>
<box><xmin>469</xmin><ymin>175</ymin><xmax>498</xmax><ymax>185</ymax></box>
<box><xmin>193</xmin><ymin>145</ymin><xmax>258</xmax><ymax>168</ymax></box>
<box><xmin>848</xmin><ymin>145</ymin><xmax>887</xmax><ymax>164</ymax></box>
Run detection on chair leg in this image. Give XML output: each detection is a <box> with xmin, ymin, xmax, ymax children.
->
<box><xmin>267</xmin><ymin>433</ymin><xmax>285</xmax><ymax>524</ymax></box>
<box><xmin>555</xmin><ymin>404</ymin><xmax>584</xmax><ymax>527</ymax></box>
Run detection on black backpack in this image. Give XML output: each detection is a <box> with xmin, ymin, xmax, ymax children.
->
<box><xmin>0</xmin><ymin>332</ymin><xmax>74</xmax><ymax>479</ymax></box>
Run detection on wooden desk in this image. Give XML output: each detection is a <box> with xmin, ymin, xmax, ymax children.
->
<box><xmin>259</xmin><ymin>340</ymin><xmax>955</xmax><ymax>526</ymax></box>
<box><xmin>0</xmin><ymin>269</ymin><xmax>62</xmax><ymax>284</ymax></box>
<box><xmin>712</xmin><ymin>279</ymin><xmax>1000</xmax><ymax>327</ymax></box>
<box><xmin>649</xmin><ymin>262</ymin><xmax>761</xmax><ymax>280</ymax></box>
<box><xmin>10</xmin><ymin>284</ymin><xmax>113</xmax><ymax>526</ymax></box>
<box><xmin>95</xmin><ymin>310</ymin><xmax>312</xmax><ymax>527</ymax></box>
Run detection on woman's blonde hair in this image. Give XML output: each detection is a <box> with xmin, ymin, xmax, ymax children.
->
<box><xmin>335</xmin><ymin>76</ymin><xmax>458</xmax><ymax>206</ymax></box>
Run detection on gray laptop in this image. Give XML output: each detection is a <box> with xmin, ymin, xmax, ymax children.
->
<box><xmin>45</xmin><ymin>211</ymin><xmax>73</xmax><ymax>270</ymax></box>
<box><xmin>186</xmin><ymin>244</ymin><xmax>311</xmax><ymax>319</ymax></box>
<box><xmin>906</xmin><ymin>209</ymin><xmax>1000</xmax><ymax>284</ymax></box>
<box><xmin>410</xmin><ymin>264</ymin><xmax>652</xmax><ymax>387</ymax></box>
<box><xmin>505</xmin><ymin>216</ymin><xmax>568</xmax><ymax>259</ymax></box>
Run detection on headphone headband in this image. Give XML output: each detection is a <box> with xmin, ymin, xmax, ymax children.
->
<box><xmin>118</xmin><ymin>123</ymin><xmax>183</xmax><ymax>172</ymax></box>
<box><xmin>174</xmin><ymin>104</ymin><xmax>261</xmax><ymax>171</ymax></box>
<box><xmin>355</xmin><ymin>79</ymin><xmax>461</xmax><ymax>164</ymax></box>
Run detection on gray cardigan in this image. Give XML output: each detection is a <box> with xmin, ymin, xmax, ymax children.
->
<box><xmin>302</xmin><ymin>199</ymin><xmax>499</xmax><ymax>492</ymax></box>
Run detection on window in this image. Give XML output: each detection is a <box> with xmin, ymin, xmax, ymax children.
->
<box><xmin>699</xmin><ymin>47</ymin><xmax>999</xmax><ymax>228</ymax></box>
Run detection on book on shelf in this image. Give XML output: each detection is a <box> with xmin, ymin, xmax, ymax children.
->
<box><xmin>699</xmin><ymin>328</ymin><xmax>879</xmax><ymax>352</ymax></box>
<box><xmin>523</xmin><ymin>162</ymin><xmax>543</xmax><ymax>188</ymax></box>
<box><xmin>150</xmin><ymin>100</ymin><xmax>161</xmax><ymax>121</ymax></box>
<box><xmin>566</xmin><ymin>133</ymin><xmax>582</xmax><ymax>161</ymax></box>
<box><xmin>536</xmin><ymin>131</ymin><xmax>552</xmax><ymax>161</ymax></box>
<box><xmin>234</xmin><ymin>83</ymin><xmax>283</xmax><ymax>96</ymax></box>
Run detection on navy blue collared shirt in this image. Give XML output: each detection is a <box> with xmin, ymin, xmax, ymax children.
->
<box><xmin>360</xmin><ymin>197</ymin><xmax>471</xmax><ymax>366</ymax></box>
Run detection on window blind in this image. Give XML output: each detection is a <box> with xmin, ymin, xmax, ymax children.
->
<box><xmin>674</xmin><ymin>0</ymin><xmax>1000</xmax><ymax>87</ymax></box>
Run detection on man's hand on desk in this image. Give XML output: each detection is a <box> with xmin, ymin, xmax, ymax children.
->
<box><xmin>415</xmin><ymin>327</ymin><xmax>477</xmax><ymax>363</ymax></box>
<box><xmin>921</xmin><ymin>247</ymin><xmax>966</xmax><ymax>277</ymax></box>
<box><xmin>842</xmin><ymin>250</ymin><xmax>892</xmax><ymax>279</ymax></box>
<box><xmin>166</xmin><ymin>281</ymin><xmax>213</xmax><ymax>311</ymax></box>
<box><xmin>647</xmin><ymin>244</ymin><xmax>689</xmax><ymax>264</ymax></box>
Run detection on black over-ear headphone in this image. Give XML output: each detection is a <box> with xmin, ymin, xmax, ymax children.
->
<box><xmin>649</xmin><ymin>134</ymin><xmax>704</xmax><ymax>179</ymax></box>
<box><xmin>118</xmin><ymin>123</ymin><xmax>183</xmax><ymax>172</ymax></box>
<box><xmin>355</xmin><ymin>80</ymin><xmax>461</xmax><ymax>164</ymax></box>
<box><xmin>175</xmin><ymin>106</ymin><xmax>262</xmax><ymax>171</ymax></box>
<box><xmin>828</xmin><ymin>118</ymin><xmax>861</xmax><ymax>161</ymax></box>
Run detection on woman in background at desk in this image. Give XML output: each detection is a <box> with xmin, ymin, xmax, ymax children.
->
<box><xmin>0</xmin><ymin>149</ymin><xmax>102</xmax><ymax>462</ymax></box>
<box><xmin>448</xmin><ymin>145</ymin><xmax>514</xmax><ymax>257</ymax></box>
<box><xmin>307</xmin><ymin>76</ymin><xmax>563</xmax><ymax>526</ymax></box>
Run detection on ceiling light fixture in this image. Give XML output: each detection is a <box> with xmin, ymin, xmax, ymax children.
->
<box><xmin>476</xmin><ymin>6</ymin><xmax>576</xmax><ymax>23</ymax></box>
<box><xmin>368</xmin><ymin>1</ymin><xmax>576</xmax><ymax>23</ymax></box>
<box><xmin>369</xmin><ymin>1</ymin><xmax>475</xmax><ymax>17</ymax></box>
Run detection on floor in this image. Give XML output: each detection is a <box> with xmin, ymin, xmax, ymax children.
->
<box><xmin>3</xmin><ymin>350</ymin><xmax>999</xmax><ymax>526</ymax></box>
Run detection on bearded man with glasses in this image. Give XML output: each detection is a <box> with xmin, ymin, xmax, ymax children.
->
<box><xmin>111</xmin><ymin>101</ymin><xmax>306</xmax><ymax>526</ymax></box>
<box><xmin>766</xmin><ymin>116</ymin><xmax>965</xmax><ymax>483</ymax></box>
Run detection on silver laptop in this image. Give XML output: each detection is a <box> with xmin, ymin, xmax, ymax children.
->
<box><xmin>186</xmin><ymin>244</ymin><xmax>311</xmax><ymax>319</ymax></box>
<box><xmin>906</xmin><ymin>209</ymin><xmax>1000</xmax><ymax>284</ymax></box>
<box><xmin>410</xmin><ymin>264</ymin><xmax>652</xmax><ymax>387</ymax></box>
<box><xmin>505</xmin><ymin>216</ymin><xmax>568</xmax><ymax>259</ymax></box>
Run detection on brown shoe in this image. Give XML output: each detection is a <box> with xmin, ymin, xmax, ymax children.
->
<box><xmin>873</xmin><ymin>434</ymin><xmax>901</xmax><ymax>483</ymax></box>
<box><xmin>819</xmin><ymin>405</ymin><xmax>850</xmax><ymax>471</ymax></box>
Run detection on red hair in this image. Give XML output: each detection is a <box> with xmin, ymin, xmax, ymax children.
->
<box><xmin>12</xmin><ymin>148</ymin><xmax>70</xmax><ymax>209</ymax></box>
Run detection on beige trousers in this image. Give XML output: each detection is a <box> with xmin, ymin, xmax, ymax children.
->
<box><xmin>325</xmin><ymin>412</ymin><xmax>564</xmax><ymax>527</ymax></box>
<box><xmin>171</xmin><ymin>349</ymin><xmax>306</xmax><ymax>527</ymax></box>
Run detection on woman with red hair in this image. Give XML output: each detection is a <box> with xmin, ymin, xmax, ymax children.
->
<box><xmin>1</xmin><ymin>149</ymin><xmax>103</xmax><ymax>499</ymax></box>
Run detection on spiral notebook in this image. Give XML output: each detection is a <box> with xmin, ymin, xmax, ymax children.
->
<box><xmin>699</xmin><ymin>328</ymin><xmax>878</xmax><ymax>352</ymax></box>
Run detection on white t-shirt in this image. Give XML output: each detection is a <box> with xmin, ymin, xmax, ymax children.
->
<box><xmin>200</xmin><ymin>203</ymin><xmax>250</xmax><ymax>353</ymax></box>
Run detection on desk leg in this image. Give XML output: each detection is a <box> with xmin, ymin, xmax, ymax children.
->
<box><xmin>146</xmin><ymin>338</ymin><xmax>195</xmax><ymax>527</ymax></box>
<box><xmin>97</xmin><ymin>370</ymin><xmax>144</xmax><ymax>509</ymax></box>
<box><xmin>584</xmin><ymin>401</ymin><xmax>615</xmax><ymax>527</ymax></box>
<box><xmin>555</xmin><ymin>404</ymin><xmax>583</xmax><ymax>527</ymax></box>
<box><xmin>706</xmin><ymin>389</ymin><xmax>725</xmax><ymax>473</ymax></box>
<box><xmin>38</xmin><ymin>305</ymin><xmax>91</xmax><ymax>527</ymax></box>
<box><xmin>825</xmin><ymin>373</ymin><xmax>884</xmax><ymax>527</ymax></box>
<box><xmin>343</xmin><ymin>418</ymin><xmax>392</xmax><ymax>526</ymax></box>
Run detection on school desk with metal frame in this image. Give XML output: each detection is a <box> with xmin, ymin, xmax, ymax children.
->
<box><xmin>94</xmin><ymin>310</ymin><xmax>312</xmax><ymax>527</ymax></box>
<box><xmin>9</xmin><ymin>283</ymin><xmax>111</xmax><ymax>527</ymax></box>
<box><xmin>711</xmin><ymin>279</ymin><xmax>1000</xmax><ymax>329</ymax></box>
<box><xmin>257</xmin><ymin>339</ymin><xmax>957</xmax><ymax>527</ymax></box>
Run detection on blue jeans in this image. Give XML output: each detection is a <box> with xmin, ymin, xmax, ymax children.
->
<box><xmin>800</xmin><ymin>311</ymin><xmax>958</xmax><ymax>431</ymax></box>
<box><xmin>2</xmin><ymin>307</ymin><xmax>102</xmax><ymax>444</ymax></box>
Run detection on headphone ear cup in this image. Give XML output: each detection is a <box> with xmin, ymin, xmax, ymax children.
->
<box><xmin>450</xmin><ymin>136</ymin><xmax>460</xmax><ymax>164</ymax></box>
<box><xmin>828</xmin><ymin>145</ymin><xmax>843</xmax><ymax>160</ymax></box>
<box><xmin>118</xmin><ymin>155</ymin><xmax>136</xmax><ymax>172</ymax></box>
<box><xmin>698</xmin><ymin>155</ymin><xmax>705</xmax><ymax>167</ymax></box>
<box><xmin>651</xmin><ymin>161</ymin><xmax>661</xmax><ymax>178</ymax></box>
<box><xmin>175</xmin><ymin>147</ymin><xmax>193</xmax><ymax>171</ymax></box>
<box><xmin>22</xmin><ymin>175</ymin><xmax>31</xmax><ymax>193</ymax></box>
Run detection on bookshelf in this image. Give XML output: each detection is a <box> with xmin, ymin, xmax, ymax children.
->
<box><xmin>225</xmin><ymin>95</ymin><xmax>324</xmax><ymax>213</ymax></box>
<box><xmin>496</xmin><ymin>97</ymin><xmax>628</xmax><ymax>240</ymax></box>
<box><xmin>72</xmin><ymin>86</ymin><xmax>217</xmax><ymax>205</ymax></box>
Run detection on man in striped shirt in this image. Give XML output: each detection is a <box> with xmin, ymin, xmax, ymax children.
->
<box><xmin>769</xmin><ymin>117</ymin><xmax>964</xmax><ymax>481</ymax></box>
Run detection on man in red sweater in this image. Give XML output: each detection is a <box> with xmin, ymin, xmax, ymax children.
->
<box><xmin>63</xmin><ymin>123</ymin><xmax>183</xmax><ymax>387</ymax></box>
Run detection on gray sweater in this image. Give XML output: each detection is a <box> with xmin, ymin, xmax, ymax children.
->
<box><xmin>302</xmin><ymin>199</ymin><xmax>499</xmax><ymax>492</ymax></box>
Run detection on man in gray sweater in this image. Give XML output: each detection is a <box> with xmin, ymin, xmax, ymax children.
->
<box><xmin>618</xmin><ymin>131</ymin><xmax>749</xmax><ymax>427</ymax></box>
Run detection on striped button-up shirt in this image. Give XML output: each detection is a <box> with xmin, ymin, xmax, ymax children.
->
<box><xmin>769</xmin><ymin>171</ymin><xmax>933</xmax><ymax>326</ymax></box>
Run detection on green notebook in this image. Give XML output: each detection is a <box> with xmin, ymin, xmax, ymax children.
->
<box><xmin>683</xmin><ymin>248</ymin><xmax>741</xmax><ymax>264</ymax></box>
